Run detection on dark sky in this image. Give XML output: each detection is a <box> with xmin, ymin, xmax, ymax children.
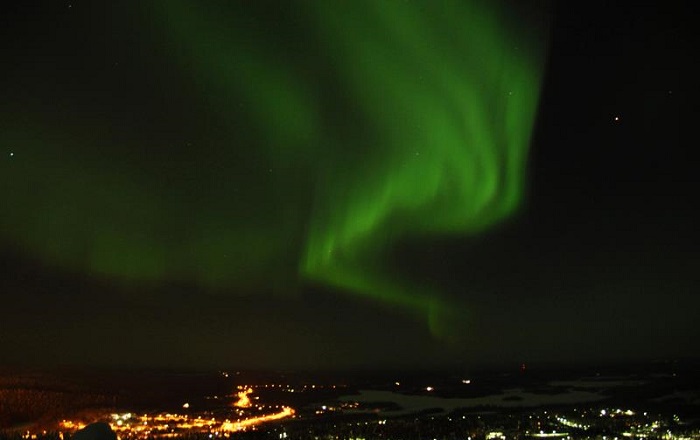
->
<box><xmin>0</xmin><ymin>1</ymin><xmax>696</xmax><ymax>370</ymax></box>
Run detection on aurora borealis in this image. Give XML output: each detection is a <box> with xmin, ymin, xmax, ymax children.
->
<box><xmin>2</xmin><ymin>1</ymin><xmax>546</xmax><ymax>336</ymax></box>
<box><xmin>301</xmin><ymin>1</ymin><xmax>544</xmax><ymax>339</ymax></box>
<box><xmin>1</xmin><ymin>1</ymin><xmax>696</xmax><ymax>369</ymax></box>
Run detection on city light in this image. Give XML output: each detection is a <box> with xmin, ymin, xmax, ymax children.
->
<box><xmin>54</xmin><ymin>386</ymin><xmax>295</xmax><ymax>439</ymax></box>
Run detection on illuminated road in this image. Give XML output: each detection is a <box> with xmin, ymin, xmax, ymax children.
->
<box><xmin>220</xmin><ymin>406</ymin><xmax>295</xmax><ymax>432</ymax></box>
<box><xmin>59</xmin><ymin>386</ymin><xmax>295</xmax><ymax>438</ymax></box>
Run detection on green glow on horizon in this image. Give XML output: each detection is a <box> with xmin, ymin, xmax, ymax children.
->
<box><xmin>0</xmin><ymin>1</ymin><xmax>548</xmax><ymax>339</ymax></box>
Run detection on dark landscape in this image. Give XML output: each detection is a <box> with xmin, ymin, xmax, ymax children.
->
<box><xmin>2</xmin><ymin>361</ymin><xmax>699</xmax><ymax>439</ymax></box>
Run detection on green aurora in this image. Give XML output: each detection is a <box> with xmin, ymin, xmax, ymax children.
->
<box><xmin>0</xmin><ymin>1</ymin><xmax>548</xmax><ymax>339</ymax></box>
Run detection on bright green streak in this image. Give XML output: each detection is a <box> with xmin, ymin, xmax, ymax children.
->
<box><xmin>0</xmin><ymin>1</ymin><xmax>547</xmax><ymax>339</ymax></box>
<box><xmin>301</xmin><ymin>1</ymin><xmax>546</xmax><ymax>337</ymax></box>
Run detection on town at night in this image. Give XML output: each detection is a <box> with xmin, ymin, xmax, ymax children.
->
<box><xmin>0</xmin><ymin>0</ymin><xmax>695</xmax><ymax>439</ymax></box>
<box><xmin>2</xmin><ymin>365</ymin><xmax>700</xmax><ymax>440</ymax></box>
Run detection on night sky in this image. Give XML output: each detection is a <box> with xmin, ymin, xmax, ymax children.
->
<box><xmin>1</xmin><ymin>1</ymin><xmax>696</xmax><ymax>370</ymax></box>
